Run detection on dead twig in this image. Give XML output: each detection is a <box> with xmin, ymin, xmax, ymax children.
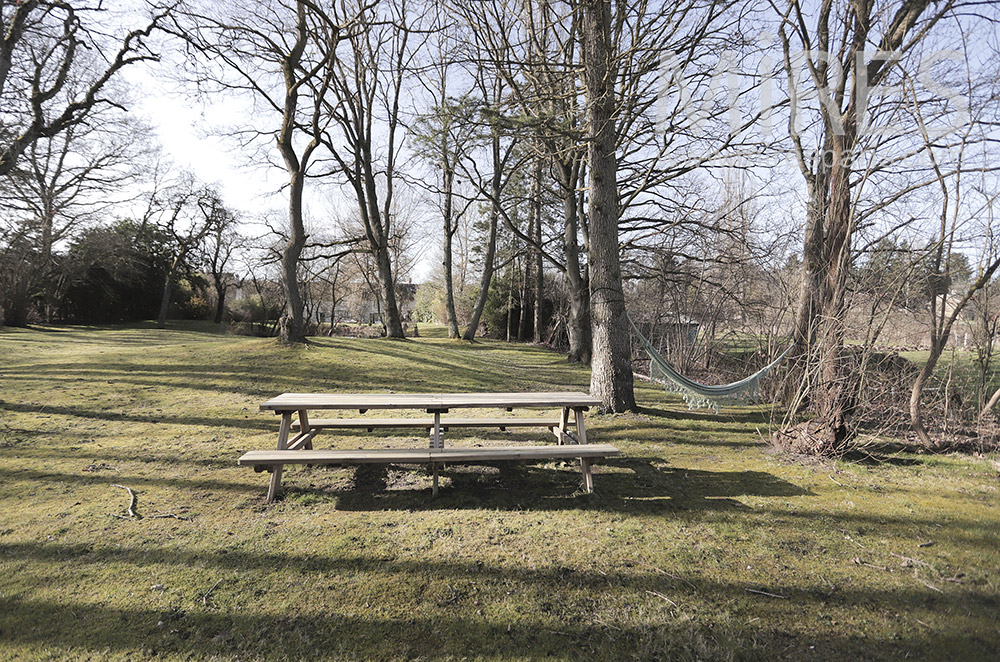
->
<box><xmin>111</xmin><ymin>484</ymin><xmax>140</xmax><ymax>519</ymax></box>
<box><xmin>916</xmin><ymin>577</ymin><xmax>943</xmax><ymax>593</ymax></box>
<box><xmin>889</xmin><ymin>552</ymin><xmax>931</xmax><ymax>567</ymax></box>
<box><xmin>148</xmin><ymin>512</ymin><xmax>191</xmax><ymax>521</ymax></box>
<box><xmin>745</xmin><ymin>588</ymin><xmax>786</xmax><ymax>599</ymax></box>
<box><xmin>637</xmin><ymin>563</ymin><xmax>696</xmax><ymax>588</ymax></box>
<box><xmin>646</xmin><ymin>590</ymin><xmax>678</xmax><ymax>606</ymax></box>
<box><xmin>203</xmin><ymin>578</ymin><xmax>224</xmax><ymax>606</ymax></box>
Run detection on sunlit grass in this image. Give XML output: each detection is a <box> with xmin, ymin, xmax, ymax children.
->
<box><xmin>0</xmin><ymin>321</ymin><xmax>997</xmax><ymax>661</ymax></box>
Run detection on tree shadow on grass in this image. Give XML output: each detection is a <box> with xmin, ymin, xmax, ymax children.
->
<box><xmin>638</xmin><ymin>405</ymin><xmax>773</xmax><ymax>425</ymax></box>
<box><xmin>0</xmin><ymin>543</ymin><xmax>996</xmax><ymax>661</ymax></box>
<box><xmin>0</xmin><ymin>466</ymin><xmax>256</xmax><ymax>495</ymax></box>
<box><xmin>0</xmin><ymin>399</ymin><xmax>271</xmax><ymax>432</ymax></box>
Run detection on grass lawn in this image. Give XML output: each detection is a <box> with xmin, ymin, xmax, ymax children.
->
<box><xmin>0</xmin><ymin>322</ymin><xmax>997</xmax><ymax>661</ymax></box>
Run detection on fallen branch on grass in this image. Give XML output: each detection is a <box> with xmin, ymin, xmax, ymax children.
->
<box><xmin>745</xmin><ymin>588</ymin><xmax>786</xmax><ymax>599</ymax></box>
<box><xmin>111</xmin><ymin>484</ymin><xmax>140</xmax><ymax>519</ymax></box>
<box><xmin>203</xmin><ymin>578</ymin><xmax>224</xmax><ymax>606</ymax></box>
<box><xmin>646</xmin><ymin>590</ymin><xmax>678</xmax><ymax>606</ymax></box>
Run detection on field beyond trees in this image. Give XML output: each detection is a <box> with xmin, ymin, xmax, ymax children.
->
<box><xmin>0</xmin><ymin>323</ymin><xmax>998</xmax><ymax>661</ymax></box>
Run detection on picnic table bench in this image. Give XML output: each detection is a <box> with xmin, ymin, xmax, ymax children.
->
<box><xmin>239</xmin><ymin>392</ymin><xmax>620</xmax><ymax>501</ymax></box>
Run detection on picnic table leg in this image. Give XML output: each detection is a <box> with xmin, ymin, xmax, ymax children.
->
<box><xmin>557</xmin><ymin>407</ymin><xmax>570</xmax><ymax>445</ymax></box>
<box><xmin>298</xmin><ymin>410</ymin><xmax>312</xmax><ymax>450</ymax></box>
<box><xmin>432</xmin><ymin>463</ymin><xmax>439</xmax><ymax>497</ymax></box>
<box><xmin>580</xmin><ymin>458</ymin><xmax>594</xmax><ymax>494</ymax></box>
<box><xmin>266</xmin><ymin>412</ymin><xmax>292</xmax><ymax>503</ymax></box>
<box><xmin>430</xmin><ymin>410</ymin><xmax>443</xmax><ymax>449</ymax></box>
<box><xmin>574</xmin><ymin>408</ymin><xmax>588</xmax><ymax>445</ymax></box>
<box><xmin>575</xmin><ymin>408</ymin><xmax>593</xmax><ymax>493</ymax></box>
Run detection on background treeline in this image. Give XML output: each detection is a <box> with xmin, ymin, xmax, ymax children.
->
<box><xmin>2</xmin><ymin>0</ymin><xmax>1000</xmax><ymax>452</ymax></box>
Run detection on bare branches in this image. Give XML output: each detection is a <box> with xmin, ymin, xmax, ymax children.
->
<box><xmin>0</xmin><ymin>1</ymin><xmax>168</xmax><ymax>176</ymax></box>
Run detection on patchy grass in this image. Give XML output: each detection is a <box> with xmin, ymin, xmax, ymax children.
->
<box><xmin>0</xmin><ymin>321</ymin><xmax>998</xmax><ymax>661</ymax></box>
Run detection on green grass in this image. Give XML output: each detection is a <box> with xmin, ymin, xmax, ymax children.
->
<box><xmin>0</xmin><ymin>321</ymin><xmax>998</xmax><ymax>661</ymax></box>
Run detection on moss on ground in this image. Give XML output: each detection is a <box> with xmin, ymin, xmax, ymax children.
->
<box><xmin>0</xmin><ymin>321</ymin><xmax>997</xmax><ymax>661</ymax></box>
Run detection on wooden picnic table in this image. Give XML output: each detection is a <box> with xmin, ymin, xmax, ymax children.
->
<box><xmin>241</xmin><ymin>391</ymin><xmax>619</xmax><ymax>501</ymax></box>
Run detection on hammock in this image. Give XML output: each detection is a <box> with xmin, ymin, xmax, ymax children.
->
<box><xmin>627</xmin><ymin>315</ymin><xmax>793</xmax><ymax>410</ymax></box>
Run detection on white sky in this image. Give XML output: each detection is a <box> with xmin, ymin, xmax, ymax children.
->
<box><xmin>124</xmin><ymin>66</ymin><xmax>284</xmax><ymax>216</ymax></box>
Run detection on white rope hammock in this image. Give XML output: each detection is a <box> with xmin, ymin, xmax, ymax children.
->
<box><xmin>628</xmin><ymin>315</ymin><xmax>793</xmax><ymax>411</ymax></box>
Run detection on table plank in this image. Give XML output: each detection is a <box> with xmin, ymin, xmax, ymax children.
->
<box><xmin>293</xmin><ymin>417</ymin><xmax>562</xmax><ymax>429</ymax></box>
<box><xmin>260</xmin><ymin>392</ymin><xmax>601</xmax><ymax>411</ymax></box>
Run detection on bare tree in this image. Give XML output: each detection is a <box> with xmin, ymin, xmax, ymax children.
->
<box><xmin>907</xmin><ymin>51</ymin><xmax>1000</xmax><ymax>445</ymax></box>
<box><xmin>0</xmin><ymin>0</ymin><xmax>166</xmax><ymax>177</ymax></box>
<box><xmin>317</xmin><ymin>0</ymin><xmax>429</xmax><ymax>339</ymax></box>
<box><xmin>582</xmin><ymin>0</ymin><xmax>634</xmax><ymax>410</ymax></box>
<box><xmin>455</xmin><ymin>0</ymin><xmax>593</xmax><ymax>361</ymax></box>
<box><xmin>167</xmin><ymin>0</ymin><xmax>353</xmax><ymax>343</ymax></box>
<box><xmin>0</xmin><ymin>98</ymin><xmax>150</xmax><ymax>320</ymax></box>
<box><xmin>411</xmin><ymin>15</ymin><xmax>480</xmax><ymax>338</ymax></box>
<box><xmin>772</xmin><ymin>0</ymin><xmax>967</xmax><ymax>453</ymax></box>
<box><xmin>203</xmin><ymin>209</ymin><xmax>243</xmax><ymax>324</ymax></box>
<box><xmin>458</xmin><ymin>56</ymin><xmax>518</xmax><ymax>341</ymax></box>
<box><xmin>148</xmin><ymin>177</ymin><xmax>229</xmax><ymax>328</ymax></box>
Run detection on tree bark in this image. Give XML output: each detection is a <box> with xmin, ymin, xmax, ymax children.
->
<box><xmin>560</xmin><ymin>163</ymin><xmax>591</xmax><ymax>364</ymax></box>
<box><xmin>157</xmin><ymin>259</ymin><xmax>179</xmax><ymax>329</ymax></box>
<box><xmin>462</xmin><ymin>136</ymin><xmax>501</xmax><ymax>341</ymax></box>
<box><xmin>274</xmin><ymin>2</ymin><xmax>312</xmax><ymax>345</ymax></box>
<box><xmin>582</xmin><ymin>0</ymin><xmax>634</xmax><ymax>412</ymax></box>
<box><xmin>277</xmin><ymin>148</ymin><xmax>308</xmax><ymax>343</ymax></box>
<box><xmin>376</xmin><ymin>236</ymin><xmax>406</xmax><ymax>338</ymax></box>
<box><xmin>442</xmin><ymin>154</ymin><xmax>460</xmax><ymax>338</ymax></box>
<box><xmin>213</xmin><ymin>277</ymin><xmax>227</xmax><ymax>324</ymax></box>
<box><xmin>518</xmin><ymin>242</ymin><xmax>533</xmax><ymax>341</ymax></box>
<box><xmin>532</xmin><ymin>155</ymin><xmax>545</xmax><ymax>342</ymax></box>
<box><xmin>980</xmin><ymin>383</ymin><xmax>1000</xmax><ymax>420</ymax></box>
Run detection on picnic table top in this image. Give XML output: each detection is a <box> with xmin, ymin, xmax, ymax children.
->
<box><xmin>260</xmin><ymin>391</ymin><xmax>601</xmax><ymax>412</ymax></box>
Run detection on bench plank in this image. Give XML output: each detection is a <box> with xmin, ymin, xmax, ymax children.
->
<box><xmin>238</xmin><ymin>444</ymin><xmax>619</xmax><ymax>466</ymax></box>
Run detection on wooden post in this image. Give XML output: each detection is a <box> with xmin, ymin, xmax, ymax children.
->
<box><xmin>298</xmin><ymin>410</ymin><xmax>312</xmax><ymax>450</ymax></box>
<box><xmin>574</xmin><ymin>408</ymin><xmax>588</xmax><ymax>445</ymax></box>
<box><xmin>432</xmin><ymin>463</ymin><xmax>439</xmax><ymax>496</ymax></box>
<box><xmin>580</xmin><ymin>458</ymin><xmax>594</xmax><ymax>493</ymax></box>
<box><xmin>429</xmin><ymin>409</ymin><xmax>445</xmax><ymax>449</ymax></box>
<box><xmin>575</xmin><ymin>408</ymin><xmax>593</xmax><ymax>491</ymax></box>
<box><xmin>557</xmin><ymin>407</ymin><xmax>570</xmax><ymax>445</ymax></box>
<box><xmin>267</xmin><ymin>412</ymin><xmax>293</xmax><ymax>502</ymax></box>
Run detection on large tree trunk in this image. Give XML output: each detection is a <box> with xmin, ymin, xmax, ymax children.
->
<box><xmin>532</xmin><ymin>155</ymin><xmax>545</xmax><ymax>342</ymax></box>
<box><xmin>157</xmin><ymin>254</ymin><xmax>183</xmax><ymax>329</ymax></box>
<box><xmin>582</xmin><ymin>0</ymin><xmax>634</xmax><ymax>413</ymax></box>
<box><xmin>275</xmin><ymin>3</ymin><xmax>310</xmax><ymax>345</ymax></box>
<box><xmin>560</xmin><ymin>164</ymin><xmax>591</xmax><ymax>364</ymax></box>
<box><xmin>376</xmin><ymin>238</ymin><xmax>406</xmax><ymax>338</ymax></box>
<box><xmin>518</xmin><ymin>244</ymin><xmax>533</xmax><ymax>341</ymax></box>
<box><xmin>462</xmin><ymin>141</ymin><xmax>500</xmax><ymax>341</ymax></box>
<box><xmin>442</xmin><ymin>159</ymin><xmax>461</xmax><ymax>339</ymax></box>
<box><xmin>812</xmin><ymin>142</ymin><xmax>856</xmax><ymax>448</ymax></box>
<box><xmin>278</xmin><ymin>169</ymin><xmax>307</xmax><ymax>344</ymax></box>
<box><xmin>910</xmin><ymin>341</ymin><xmax>940</xmax><ymax>447</ymax></box>
<box><xmin>156</xmin><ymin>276</ymin><xmax>172</xmax><ymax>328</ymax></box>
<box><xmin>778</xmin><ymin>134</ymin><xmax>855</xmax><ymax>454</ymax></box>
<box><xmin>213</xmin><ymin>277</ymin><xmax>226</xmax><ymax>324</ymax></box>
